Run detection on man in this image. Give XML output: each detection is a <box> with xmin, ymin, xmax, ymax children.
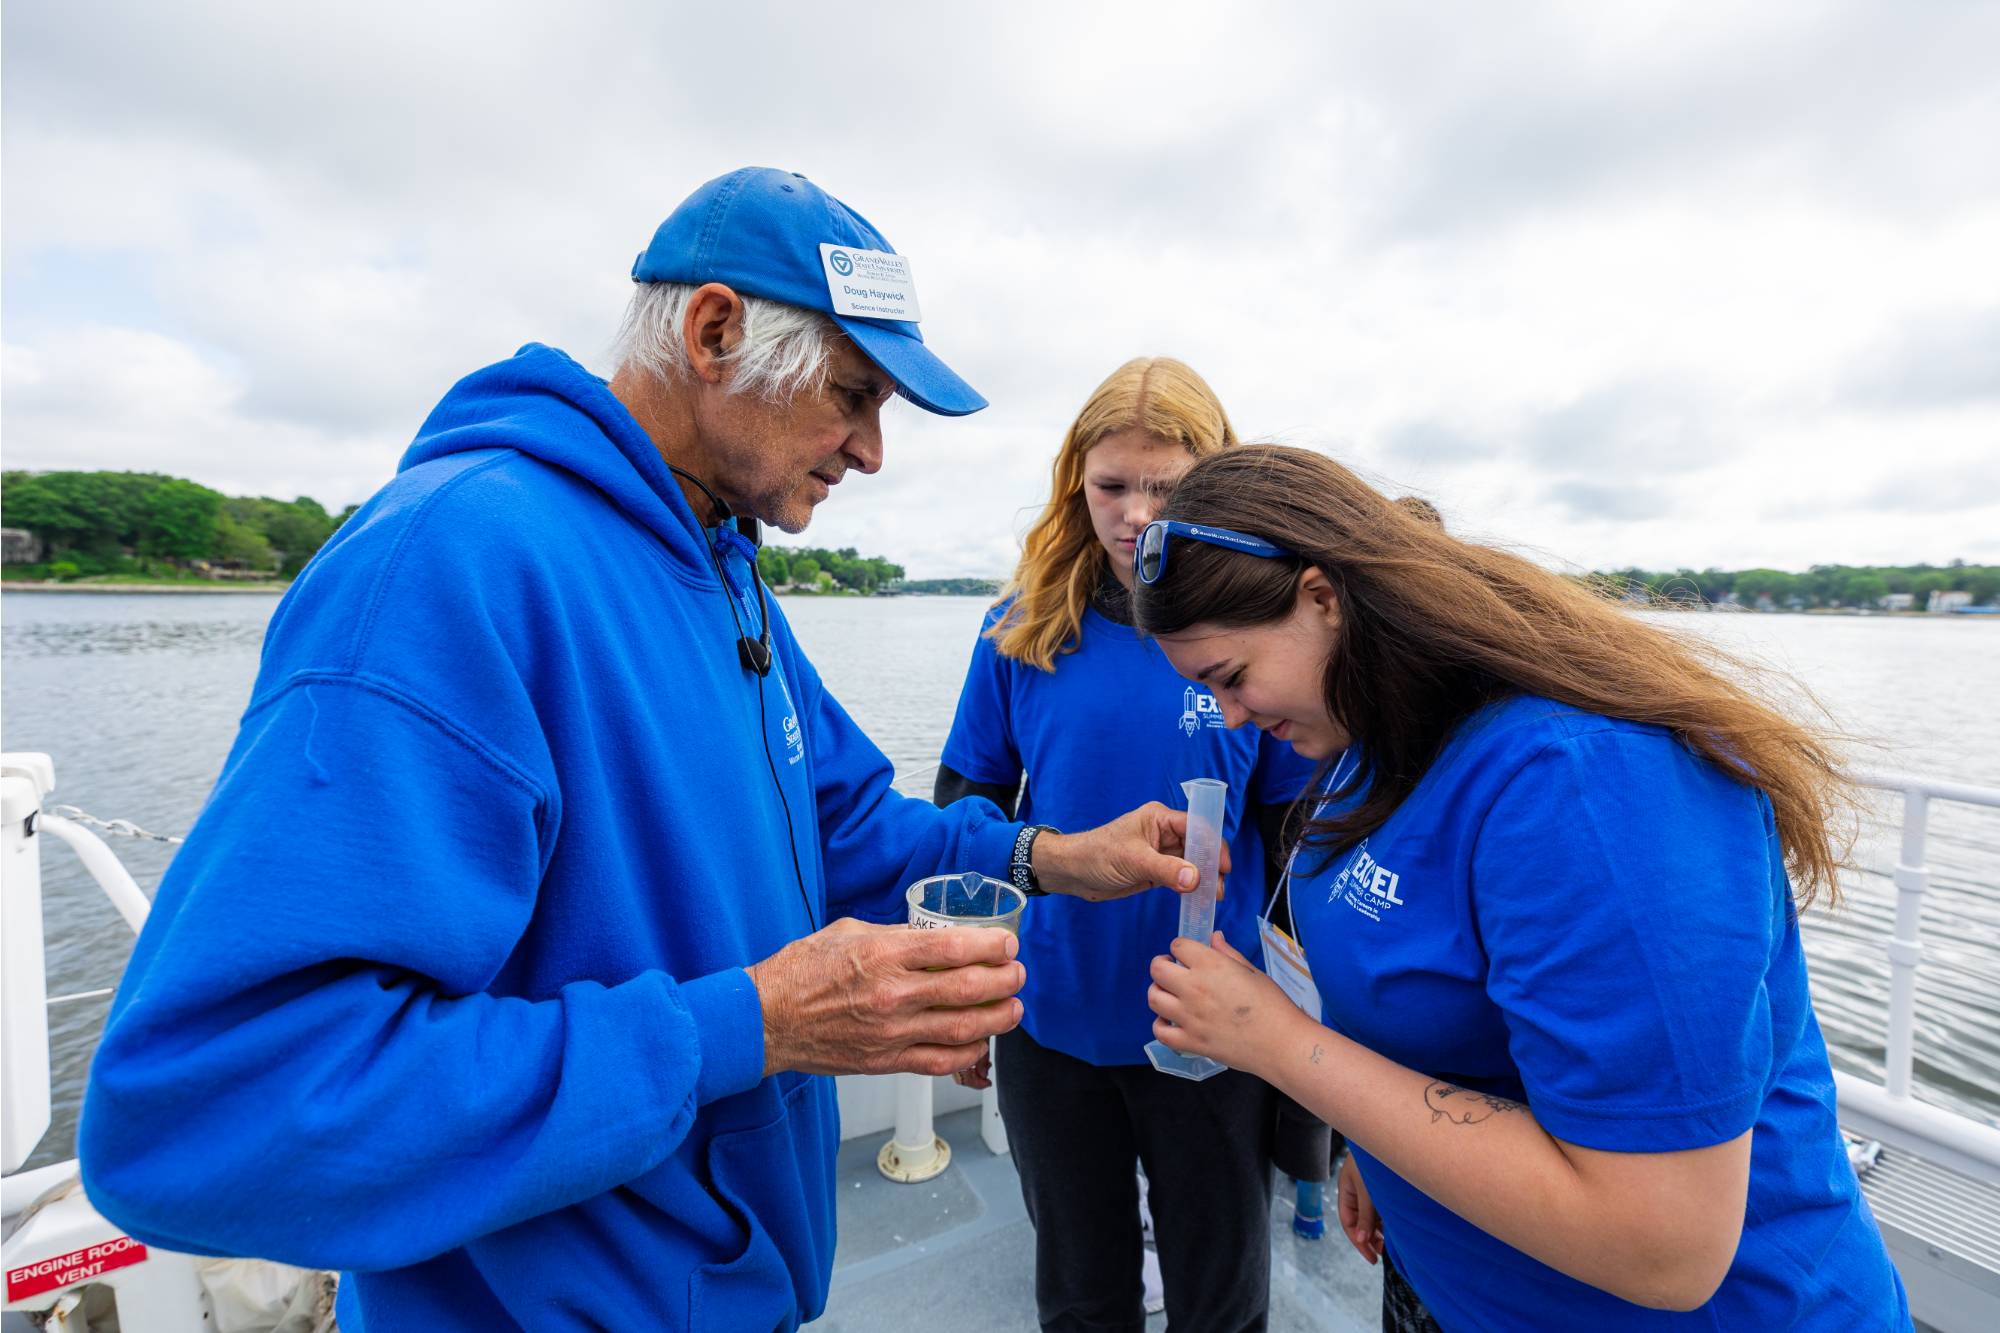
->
<box><xmin>80</xmin><ymin>168</ymin><xmax>1210</xmax><ymax>1331</ymax></box>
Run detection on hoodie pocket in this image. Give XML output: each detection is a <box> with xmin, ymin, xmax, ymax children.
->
<box><xmin>688</xmin><ymin>1076</ymin><xmax>835</xmax><ymax>1332</ymax></box>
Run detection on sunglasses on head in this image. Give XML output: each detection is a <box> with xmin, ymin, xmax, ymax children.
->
<box><xmin>1136</xmin><ymin>520</ymin><xmax>1288</xmax><ymax>585</ymax></box>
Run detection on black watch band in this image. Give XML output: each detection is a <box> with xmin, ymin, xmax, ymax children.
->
<box><xmin>1011</xmin><ymin>824</ymin><xmax>1056</xmax><ymax>897</ymax></box>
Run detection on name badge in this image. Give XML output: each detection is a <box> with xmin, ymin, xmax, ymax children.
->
<box><xmin>1258</xmin><ymin>917</ymin><xmax>1321</xmax><ymax>1021</ymax></box>
<box><xmin>819</xmin><ymin>244</ymin><xmax>923</xmax><ymax>322</ymax></box>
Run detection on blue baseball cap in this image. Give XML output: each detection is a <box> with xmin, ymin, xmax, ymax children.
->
<box><xmin>632</xmin><ymin>168</ymin><xmax>987</xmax><ymax>417</ymax></box>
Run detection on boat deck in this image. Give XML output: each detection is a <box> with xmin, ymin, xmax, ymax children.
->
<box><xmin>1859</xmin><ymin>1143</ymin><xmax>2000</xmax><ymax>1333</ymax></box>
<box><xmin>820</xmin><ymin>1108</ymin><xmax>1985</xmax><ymax>1332</ymax></box>
<box><xmin>815</xmin><ymin>1107</ymin><xmax>1377</xmax><ymax>1331</ymax></box>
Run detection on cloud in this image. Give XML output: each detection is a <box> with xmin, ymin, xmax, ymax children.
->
<box><xmin>1815</xmin><ymin>452</ymin><xmax>2000</xmax><ymax>516</ymax></box>
<box><xmin>1382</xmin><ymin>420</ymin><xmax>1492</xmax><ymax>464</ymax></box>
<box><xmin>1363</xmin><ymin>1</ymin><xmax>2000</xmax><ymax>240</ymax></box>
<box><xmin>1517</xmin><ymin>378</ymin><xmax>1725</xmax><ymax>470</ymax></box>
<box><xmin>1543</xmin><ymin>478</ymin><xmax>1676</xmax><ymax>522</ymax></box>
<box><xmin>5</xmin><ymin>0</ymin><xmax>2000</xmax><ymax>579</ymax></box>
<box><xmin>1</xmin><ymin>327</ymin><xmax>404</xmax><ymax>504</ymax></box>
<box><xmin>1845</xmin><ymin>307</ymin><xmax>2000</xmax><ymax>409</ymax></box>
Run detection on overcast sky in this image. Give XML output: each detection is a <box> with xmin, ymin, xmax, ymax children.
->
<box><xmin>5</xmin><ymin>1</ymin><xmax>1997</xmax><ymax>578</ymax></box>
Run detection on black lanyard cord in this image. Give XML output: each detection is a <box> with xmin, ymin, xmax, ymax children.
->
<box><xmin>668</xmin><ymin>464</ymin><xmax>817</xmax><ymax>933</ymax></box>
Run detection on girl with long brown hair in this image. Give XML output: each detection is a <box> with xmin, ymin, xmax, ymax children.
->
<box><xmin>1131</xmin><ymin>445</ymin><xmax>1909</xmax><ymax>1331</ymax></box>
<box><xmin>933</xmin><ymin>361</ymin><xmax>1315</xmax><ymax>1331</ymax></box>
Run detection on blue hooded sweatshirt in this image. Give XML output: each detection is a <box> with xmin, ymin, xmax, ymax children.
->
<box><xmin>79</xmin><ymin>344</ymin><xmax>1025</xmax><ymax>1331</ymax></box>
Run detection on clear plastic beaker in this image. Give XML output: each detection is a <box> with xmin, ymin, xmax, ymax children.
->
<box><xmin>906</xmin><ymin>871</ymin><xmax>1027</xmax><ymax>935</ymax></box>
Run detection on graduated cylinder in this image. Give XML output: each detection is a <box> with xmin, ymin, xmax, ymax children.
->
<box><xmin>1145</xmin><ymin>777</ymin><xmax>1229</xmax><ymax>1082</ymax></box>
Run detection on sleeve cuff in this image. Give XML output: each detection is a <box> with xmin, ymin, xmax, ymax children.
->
<box><xmin>939</xmin><ymin>743</ymin><xmax>1019</xmax><ymax>787</ymax></box>
<box><xmin>970</xmin><ymin>816</ymin><xmax>1027</xmax><ymax>883</ymax></box>
<box><xmin>1529</xmin><ymin>1080</ymin><xmax>1764</xmax><ymax>1152</ymax></box>
<box><xmin>681</xmin><ymin>967</ymin><xmax>767</xmax><ymax>1105</ymax></box>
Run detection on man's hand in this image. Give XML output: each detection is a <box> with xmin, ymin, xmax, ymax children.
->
<box><xmin>1031</xmin><ymin>801</ymin><xmax>1232</xmax><ymax>903</ymax></box>
<box><xmin>745</xmin><ymin>918</ymin><xmax>1025</xmax><ymax>1078</ymax></box>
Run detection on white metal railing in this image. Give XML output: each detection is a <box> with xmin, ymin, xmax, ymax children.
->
<box><xmin>1837</xmin><ymin>768</ymin><xmax>2000</xmax><ymax>1186</ymax></box>
<box><xmin>3</xmin><ymin>755</ymin><xmax>218</xmax><ymax>1331</ymax></box>
<box><xmin>9</xmin><ymin>756</ymin><xmax>1998</xmax><ymax>1187</ymax></box>
<box><xmin>4</xmin><ymin>764</ymin><xmax>156</xmax><ymax>1176</ymax></box>
<box><xmin>37</xmin><ymin>812</ymin><xmax>154</xmax><ymax>933</ymax></box>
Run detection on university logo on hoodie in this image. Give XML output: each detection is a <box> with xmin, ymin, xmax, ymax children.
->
<box><xmin>772</xmin><ymin>665</ymin><xmax>805</xmax><ymax>765</ymax></box>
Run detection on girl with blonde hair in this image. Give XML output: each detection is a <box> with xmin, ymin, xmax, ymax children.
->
<box><xmin>935</xmin><ymin>359</ymin><xmax>1314</xmax><ymax>1331</ymax></box>
<box><xmin>1132</xmin><ymin>444</ymin><xmax>1908</xmax><ymax>1331</ymax></box>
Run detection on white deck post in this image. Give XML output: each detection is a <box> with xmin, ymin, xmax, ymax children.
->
<box><xmin>1883</xmin><ymin>790</ymin><xmax>1929</xmax><ymax>1101</ymax></box>
<box><xmin>876</xmin><ymin>1073</ymin><xmax>950</xmax><ymax>1183</ymax></box>
<box><xmin>893</xmin><ymin>1072</ymin><xmax>933</xmax><ymax>1151</ymax></box>
<box><xmin>981</xmin><ymin>1037</ymin><xmax>1009</xmax><ymax>1156</ymax></box>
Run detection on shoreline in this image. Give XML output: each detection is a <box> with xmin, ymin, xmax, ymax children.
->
<box><xmin>0</xmin><ymin>581</ymin><xmax>903</xmax><ymax>598</ymax></box>
<box><xmin>2</xmin><ymin>581</ymin><xmax>290</xmax><ymax>594</ymax></box>
<box><xmin>4</xmin><ymin>583</ymin><xmax>1993</xmax><ymax>617</ymax></box>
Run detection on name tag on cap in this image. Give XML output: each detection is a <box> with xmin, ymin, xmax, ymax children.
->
<box><xmin>819</xmin><ymin>244</ymin><xmax>923</xmax><ymax>322</ymax></box>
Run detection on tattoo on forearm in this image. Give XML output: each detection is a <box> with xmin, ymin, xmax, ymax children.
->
<box><xmin>1423</xmin><ymin>1081</ymin><xmax>1524</xmax><ymax>1125</ymax></box>
<box><xmin>1310</xmin><ymin>1043</ymin><xmax>1323</xmax><ymax>1064</ymax></box>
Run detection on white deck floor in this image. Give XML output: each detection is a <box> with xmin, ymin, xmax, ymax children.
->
<box><xmin>814</xmin><ymin>1107</ymin><xmax>1378</xmax><ymax>1331</ymax></box>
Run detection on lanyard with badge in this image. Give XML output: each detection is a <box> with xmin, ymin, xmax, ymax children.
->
<box><xmin>1258</xmin><ymin>749</ymin><xmax>1357</xmax><ymax>1022</ymax></box>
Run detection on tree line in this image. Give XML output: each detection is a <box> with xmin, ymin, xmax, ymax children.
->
<box><xmin>1595</xmin><ymin>563</ymin><xmax>2000</xmax><ymax>609</ymax></box>
<box><xmin>7</xmin><ymin>471</ymin><xmax>1991</xmax><ymax>609</ymax></box>
<box><xmin>755</xmin><ymin>544</ymin><xmax>904</xmax><ymax>594</ymax></box>
<box><xmin>2</xmin><ymin>470</ymin><xmax>354</xmax><ymax>580</ymax></box>
<box><xmin>0</xmin><ymin>470</ymin><xmax>923</xmax><ymax>593</ymax></box>
<box><xmin>894</xmin><ymin>577</ymin><xmax>1003</xmax><ymax>597</ymax></box>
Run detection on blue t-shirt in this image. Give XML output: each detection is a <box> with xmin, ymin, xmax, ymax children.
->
<box><xmin>1291</xmin><ymin>696</ymin><xmax>1909</xmax><ymax>1330</ymax></box>
<box><xmin>942</xmin><ymin>602</ymin><xmax>1317</xmax><ymax>1065</ymax></box>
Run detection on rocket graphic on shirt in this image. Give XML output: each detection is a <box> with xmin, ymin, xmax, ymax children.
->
<box><xmin>1179</xmin><ymin>686</ymin><xmax>1224</xmax><ymax>737</ymax></box>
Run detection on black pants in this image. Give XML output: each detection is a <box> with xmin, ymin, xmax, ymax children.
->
<box><xmin>996</xmin><ymin>1027</ymin><xmax>1275</xmax><ymax>1333</ymax></box>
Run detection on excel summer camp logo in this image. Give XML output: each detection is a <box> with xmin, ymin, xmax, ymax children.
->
<box><xmin>1177</xmin><ymin>686</ymin><xmax>1225</xmax><ymax>738</ymax></box>
<box><xmin>828</xmin><ymin>249</ymin><xmax>854</xmax><ymax>276</ymax></box>
<box><xmin>1331</xmin><ymin>840</ymin><xmax>1405</xmax><ymax>922</ymax></box>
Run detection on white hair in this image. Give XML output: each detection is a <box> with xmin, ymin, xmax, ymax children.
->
<box><xmin>613</xmin><ymin>281</ymin><xmax>839</xmax><ymax>404</ymax></box>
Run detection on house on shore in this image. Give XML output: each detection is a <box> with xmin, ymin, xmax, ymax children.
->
<box><xmin>1</xmin><ymin>528</ymin><xmax>42</xmax><ymax>565</ymax></box>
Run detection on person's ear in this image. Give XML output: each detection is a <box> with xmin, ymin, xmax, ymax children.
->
<box><xmin>1299</xmin><ymin>566</ymin><xmax>1341</xmax><ymax>633</ymax></box>
<box><xmin>683</xmin><ymin>283</ymin><xmax>747</xmax><ymax>386</ymax></box>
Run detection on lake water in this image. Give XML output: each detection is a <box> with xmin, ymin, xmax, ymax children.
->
<box><xmin>3</xmin><ymin>591</ymin><xmax>1996</xmax><ymax>1171</ymax></box>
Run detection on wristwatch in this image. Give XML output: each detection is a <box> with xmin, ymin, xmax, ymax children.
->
<box><xmin>1010</xmin><ymin>824</ymin><xmax>1056</xmax><ymax>897</ymax></box>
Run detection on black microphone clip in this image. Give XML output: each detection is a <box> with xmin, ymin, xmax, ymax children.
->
<box><xmin>738</xmin><ymin>636</ymin><xmax>773</xmax><ymax>676</ymax></box>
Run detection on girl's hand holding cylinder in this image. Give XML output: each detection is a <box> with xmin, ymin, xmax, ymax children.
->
<box><xmin>1146</xmin><ymin>931</ymin><xmax>1304</xmax><ymax>1073</ymax></box>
